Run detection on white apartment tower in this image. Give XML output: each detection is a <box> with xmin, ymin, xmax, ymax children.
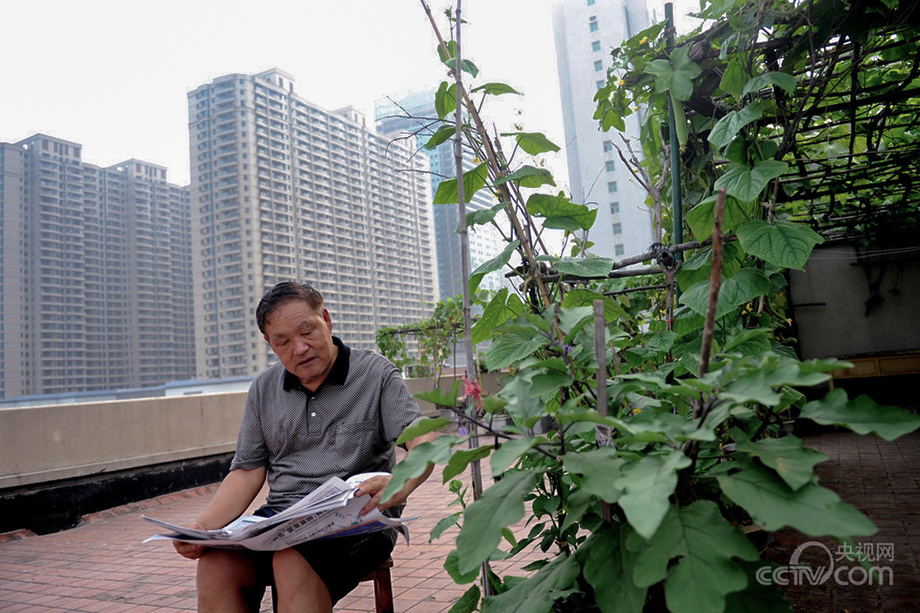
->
<box><xmin>188</xmin><ymin>69</ymin><xmax>438</xmax><ymax>380</ymax></box>
<box><xmin>0</xmin><ymin>134</ymin><xmax>194</xmax><ymax>399</ymax></box>
<box><xmin>375</xmin><ymin>91</ymin><xmax>506</xmax><ymax>299</ymax></box>
<box><xmin>553</xmin><ymin>0</ymin><xmax>655</xmax><ymax>259</ymax></box>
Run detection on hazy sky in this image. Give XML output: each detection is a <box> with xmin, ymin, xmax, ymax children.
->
<box><xmin>1</xmin><ymin>0</ymin><xmax>697</xmax><ymax>186</ymax></box>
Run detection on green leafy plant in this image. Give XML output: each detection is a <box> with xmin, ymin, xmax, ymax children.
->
<box><xmin>381</xmin><ymin>2</ymin><xmax>920</xmax><ymax>611</ymax></box>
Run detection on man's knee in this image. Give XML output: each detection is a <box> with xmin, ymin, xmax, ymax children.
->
<box><xmin>271</xmin><ymin>548</ymin><xmax>315</xmax><ymax>582</ymax></box>
<box><xmin>197</xmin><ymin>549</ymin><xmax>259</xmax><ymax>590</ymax></box>
<box><xmin>272</xmin><ymin>549</ymin><xmax>332</xmax><ymax>606</ymax></box>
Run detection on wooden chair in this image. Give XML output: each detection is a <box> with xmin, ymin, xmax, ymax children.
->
<box><xmin>270</xmin><ymin>557</ymin><xmax>394</xmax><ymax>613</ymax></box>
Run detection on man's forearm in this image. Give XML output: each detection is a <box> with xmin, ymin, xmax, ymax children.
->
<box><xmin>193</xmin><ymin>466</ymin><xmax>267</xmax><ymax>529</ymax></box>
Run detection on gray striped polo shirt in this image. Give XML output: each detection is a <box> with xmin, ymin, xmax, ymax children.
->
<box><xmin>229</xmin><ymin>337</ymin><xmax>423</xmax><ymax>511</ymax></box>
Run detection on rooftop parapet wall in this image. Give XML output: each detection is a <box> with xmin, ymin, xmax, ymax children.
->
<box><xmin>0</xmin><ymin>372</ymin><xmax>498</xmax><ymax>493</ymax></box>
<box><xmin>0</xmin><ymin>392</ymin><xmax>246</xmax><ymax>490</ymax></box>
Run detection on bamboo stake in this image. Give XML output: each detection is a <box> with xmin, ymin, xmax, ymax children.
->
<box><xmin>445</xmin><ymin>0</ymin><xmax>492</xmax><ymax>597</ymax></box>
<box><xmin>593</xmin><ymin>300</ymin><xmax>613</xmax><ymax>525</ymax></box>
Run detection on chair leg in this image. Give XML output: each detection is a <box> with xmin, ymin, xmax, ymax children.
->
<box><xmin>373</xmin><ymin>566</ymin><xmax>394</xmax><ymax>613</ymax></box>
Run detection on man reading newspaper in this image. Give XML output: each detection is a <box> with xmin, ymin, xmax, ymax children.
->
<box><xmin>173</xmin><ymin>281</ymin><xmax>437</xmax><ymax>612</ymax></box>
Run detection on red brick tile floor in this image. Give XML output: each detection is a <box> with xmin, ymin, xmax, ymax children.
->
<box><xmin>0</xmin><ymin>431</ymin><xmax>917</xmax><ymax>612</ymax></box>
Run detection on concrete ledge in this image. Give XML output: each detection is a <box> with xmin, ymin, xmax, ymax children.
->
<box><xmin>0</xmin><ymin>392</ymin><xmax>246</xmax><ymax>488</ymax></box>
<box><xmin>0</xmin><ymin>452</ymin><xmax>234</xmax><ymax>535</ymax></box>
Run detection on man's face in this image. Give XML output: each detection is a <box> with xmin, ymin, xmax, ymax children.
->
<box><xmin>263</xmin><ymin>300</ymin><xmax>337</xmax><ymax>391</ymax></box>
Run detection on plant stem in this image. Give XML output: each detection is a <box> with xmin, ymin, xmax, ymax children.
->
<box><xmin>697</xmin><ymin>189</ymin><xmax>727</xmax><ymax>383</ymax></box>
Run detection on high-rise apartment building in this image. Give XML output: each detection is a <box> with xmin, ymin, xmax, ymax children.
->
<box><xmin>0</xmin><ymin>134</ymin><xmax>194</xmax><ymax>399</ymax></box>
<box><xmin>188</xmin><ymin>69</ymin><xmax>438</xmax><ymax>380</ymax></box>
<box><xmin>375</xmin><ymin>91</ymin><xmax>505</xmax><ymax>299</ymax></box>
<box><xmin>553</xmin><ymin>0</ymin><xmax>654</xmax><ymax>260</ymax></box>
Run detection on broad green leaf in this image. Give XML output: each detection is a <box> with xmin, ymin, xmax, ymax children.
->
<box><xmin>722</xmin><ymin>327</ymin><xmax>771</xmax><ymax>353</ymax></box>
<box><xmin>801</xmin><ymin>389</ymin><xmax>920</xmax><ymax>441</ymax></box>
<box><xmin>646</xmin><ymin>331</ymin><xmax>678</xmax><ymax>353</ymax></box>
<box><xmin>717</xmin><ymin>461</ymin><xmax>877</xmax><ymax>537</ymax></box>
<box><xmin>720</xmin><ymin>59</ymin><xmax>746</xmax><ymax>99</ymax></box>
<box><xmin>444</xmin><ymin>57</ymin><xmax>479</xmax><ymax>78</ymax></box>
<box><xmin>758</xmin><ymin>354</ymin><xmax>831</xmax><ymax>387</ymax></box>
<box><xmin>708</xmin><ymin>103</ymin><xmax>764</xmax><ymax>150</ymax></box>
<box><xmin>396</xmin><ymin>416</ymin><xmax>452</xmax><ymax>445</ymax></box>
<box><xmin>445</xmin><ymin>549</ymin><xmax>479</xmax><ymax>584</ymax></box>
<box><xmin>457</xmin><ymin>470</ymin><xmax>539</xmax><ymax>574</ymax></box>
<box><xmin>526</xmin><ymin>193</ymin><xmax>596</xmax><ymax>231</ymax></box>
<box><xmin>413</xmin><ymin>380</ymin><xmax>462</xmax><ymax>409</ymax></box>
<box><xmin>472</xmin><ymin>82</ymin><xmax>521</xmax><ymax>96</ymax></box>
<box><xmin>494</xmin><ymin>165</ymin><xmax>556</xmax><ymax>189</ymax></box>
<box><xmin>501</xmin><ymin>131</ymin><xmax>561</xmax><ymax>155</ymax></box>
<box><xmin>578</xmin><ymin>527</ymin><xmax>646</xmax><ymax>613</ymax></box>
<box><xmin>735</xmin><ymin>220</ymin><xmax>824</xmax><ymax>270</ymax></box>
<box><xmin>500</xmin><ymin>371</ymin><xmax>546</xmax><ymax>427</ymax></box>
<box><xmin>561</xmin><ymin>288</ymin><xmax>630</xmax><ymax>322</ymax></box>
<box><xmin>529</xmin><ymin>372</ymin><xmax>574</xmax><ymax>397</ymax></box>
<box><xmin>481</xmin><ymin>555</ymin><xmax>579</xmax><ymax>613</ymax></box>
<box><xmin>558</xmin><ymin>305</ymin><xmax>594</xmax><ymax>339</ymax></box>
<box><xmin>629</xmin><ymin>501</ymin><xmax>760</xmax><ymax>613</ymax></box>
<box><xmin>564</xmin><ymin>448</ymin><xmax>625</xmax><ymax>503</ymax></box>
<box><xmin>472</xmin><ymin>288</ymin><xmax>518</xmax><ymax>344</ymax></box>
<box><xmin>722</xmin><ymin>370</ymin><xmax>783</xmax><ymax>406</ymax></box>
<box><xmin>742</xmin><ymin>71</ymin><xmax>797</xmax><ymax>96</ymax></box>
<box><xmin>723</xmin><ymin>561</ymin><xmax>793</xmax><ymax>612</ymax></box>
<box><xmin>424</xmin><ymin>124</ymin><xmax>455</xmax><ymax>150</ymax></box>
<box><xmin>443</xmin><ymin>446</ymin><xmax>492</xmax><ymax>482</ymax></box>
<box><xmin>491</xmin><ymin>437</ymin><xmax>537</xmax><ymax>475</ymax></box>
<box><xmin>449</xmin><ymin>585</ymin><xmax>481</xmax><ymax>613</ymax></box>
<box><xmin>680</xmin><ymin>268</ymin><xmax>770</xmax><ymax>318</ymax></box>
<box><xmin>469</xmin><ymin>240</ymin><xmax>519</xmax><ymax>294</ymax></box>
<box><xmin>430</xmin><ymin>512</ymin><xmax>460</xmax><ymax>541</ymax></box>
<box><xmin>714</xmin><ymin>160</ymin><xmax>788</xmax><ymax>202</ymax></box>
<box><xmin>736</xmin><ymin>436</ymin><xmax>827</xmax><ymax>491</ymax></box>
<box><xmin>685</xmin><ymin>193</ymin><xmax>757</xmax><ymax>241</ymax></box>
<box><xmin>435</xmin><ymin>81</ymin><xmax>457</xmax><ymax>119</ymax></box>
<box><xmin>433</xmin><ymin>162</ymin><xmax>489</xmax><ymax>205</ymax></box>
<box><xmin>466</xmin><ymin>202</ymin><xmax>507</xmax><ymax>227</ymax></box>
<box><xmin>484</xmin><ymin>332</ymin><xmax>547</xmax><ymax>370</ymax></box>
<box><xmin>437</xmin><ymin>40</ymin><xmax>458</xmax><ymax>62</ymax></box>
<box><xmin>678</xmin><ymin>242</ymin><xmax>744</xmax><ymax>288</ymax></box>
<box><xmin>383</xmin><ymin>435</ymin><xmax>457</xmax><ymax>500</ymax></box>
<box><xmin>615</xmin><ymin>450</ymin><xmax>691</xmax><ymax>539</ymax></box>
<box><xmin>553</xmin><ymin>256</ymin><xmax>614</xmax><ymax>278</ymax></box>
<box><xmin>645</xmin><ymin>46</ymin><xmax>702</xmax><ymax>101</ymax></box>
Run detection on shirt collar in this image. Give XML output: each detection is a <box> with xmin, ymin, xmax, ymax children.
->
<box><xmin>282</xmin><ymin>336</ymin><xmax>350</xmax><ymax>393</ymax></box>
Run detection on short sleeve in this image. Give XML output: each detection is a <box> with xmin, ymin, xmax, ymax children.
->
<box><xmin>379</xmin><ymin>367</ymin><xmax>424</xmax><ymax>444</ymax></box>
<box><xmin>229</xmin><ymin>379</ymin><xmax>269</xmax><ymax>471</ymax></box>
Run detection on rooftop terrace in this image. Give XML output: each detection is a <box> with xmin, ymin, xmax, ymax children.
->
<box><xmin>1</xmin><ymin>430</ymin><xmax>918</xmax><ymax>611</ymax></box>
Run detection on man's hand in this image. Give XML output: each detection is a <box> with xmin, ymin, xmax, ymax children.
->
<box><xmin>355</xmin><ymin>475</ymin><xmax>408</xmax><ymax>516</ymax></box>
<box><xmin>173</xmin><ymin>522</ymin><xmax>208</xmax><ymax>559</ymax></box>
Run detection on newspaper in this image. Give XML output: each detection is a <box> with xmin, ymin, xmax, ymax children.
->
<box><xmin>142</xmin><ymin>472</ymin><xmax>414</xmax><ymax>551</ymax></box>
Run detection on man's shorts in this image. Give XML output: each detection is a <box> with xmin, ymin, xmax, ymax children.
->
<box><xmin>251</xmin><ymin>529</ymin><xmax>396</xmax><ymax>604</ymax></box>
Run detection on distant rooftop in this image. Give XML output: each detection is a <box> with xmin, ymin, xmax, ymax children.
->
<box><xmin>0</xmin><ymin>376</ymin><xmax>253</xmax><ymax>409</ymax></box>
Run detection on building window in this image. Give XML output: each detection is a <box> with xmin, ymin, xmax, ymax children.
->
<box><xmin>603</xmin><ymin>140</ymin><xmax>614</xmax><ymax>152</ymax></box>
<box><xmin>605</xmin><ymin>160</ymin><xmax>616</xmax><ymax>172</ymax></box>
<box><xmin>610</xmin><ymin>202</ymin><xmax>620</xmax><ymax>214</ymax></box>
<box><xmin>615</xmin><ymin>243</ymin><xmax>625</xmax><ymax>256</ymax></box>
<box><xmin>591</xmin><ymin>40</ymin><xmax>601</xmax><ymax>52</ymax></box>
<box><xmin>594</xmin><ymin>60</ymin><xmax>604</xmax><ymax>71</ymax></box>
<box><xmin>596</xmin><ymin>80</ymin><xmax>606</xmax><ymax>90</ymax></box>
<box><xmin>612</xmin><ymin>223</ymin><xmax>622</xmax><ymax>235</ymax></box>
<box><xmin>589</xmin><ymin>15</ymin><xmax>598</xmax><ymax>32</ymax></box>
<box><xmin>607</xmin><ymin>181</ymin><xmax>618</xmax><ymax>193</ymax></box>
